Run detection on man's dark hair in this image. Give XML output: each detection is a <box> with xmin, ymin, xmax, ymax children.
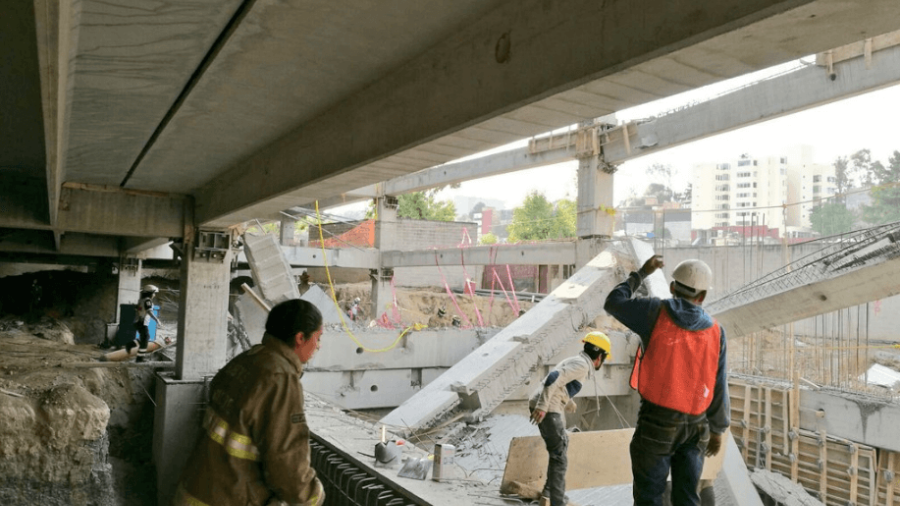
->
<box><xmin>265</xmin><ymin>299</ymin><xmax>323</xmax><ymax>345</ymax></box>
<box><xmin>583</xmin><ymin>342</ymin><xmax>606</xmax><ymax>361</ymax></box>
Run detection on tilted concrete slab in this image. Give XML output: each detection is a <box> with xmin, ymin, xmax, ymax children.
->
<box><xmin>708</xmin><ymin>226</ymin><xmax>900</xmax><ymax>337</ymax></box>
<box><xmin>380</xmin><ymin>243</ymin><xmax>627</xmax><ymax>433</ymax></box>
<box><xmin>299</xmin><ymin>285</ymin><xmax>345</xmax><ymax>325</ymax></box>
<box><xmin>242</xmin><ymin>232</ymin><xmax>300</xmax><ymax>305</ymax></box>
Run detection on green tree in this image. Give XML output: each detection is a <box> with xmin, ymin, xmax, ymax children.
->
<box><xmin>861</xmin><ymin>150</ymin><xmax>900</xmax><ymax>225</ymax></box>
<box><xmin>550</xmin><ymin>198</ymin><xmax>577</xmax><ymax>239</ymax></box>
<box><xmin>851</xmin><ymin>149</ymin><xmax>877</xmax><ymax>187</ymax></box>
<box><xmin>479</xmin><ymin>232</ymin><xmax>498</xmax><ymax>245</ymax></box>
<box><xmin>809</xmin><ymin>201</ymin><xmax>855</xmax><ymax>236</ymax></box>
<box><xmin>507</xmin><ymin>191</ymin><xmax>556</xmax><ymax>242</ymax></box>
<box><xmin>833</xmin><ymin>156</ymin><xmax>852</xmax><ymax>198</ymax></box>
<box><xmin>398</xmin><ymin>191</ymin><xmax>456</xmax><ymax>221</ymax></box>
<box><xmin>365</xmin><ymin>190</ymin><xmax>456</xmax><ymax>221</ymax></box>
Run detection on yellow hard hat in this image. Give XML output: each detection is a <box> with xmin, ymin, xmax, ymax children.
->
<box><xmin>582</xmin><ymin>331</ymin><xmax>612</xmax><ymax>360</ymax></box>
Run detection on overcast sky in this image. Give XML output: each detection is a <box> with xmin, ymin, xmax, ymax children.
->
<box><xmin>335</xmin><ymin>58</ymin><xmax>900</xmax><ymax>217</ymax></box>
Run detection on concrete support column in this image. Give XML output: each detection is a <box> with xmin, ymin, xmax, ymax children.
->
<box><xmin>116</xmin><ymin>257</ymin><xmax>142</xmax><ymax>324</ymax></box>
<box><xmin>175</xmin><ymin>230</ymin><xmax>234</xmax><ymax>380</ymax></box>
<box><xmin>371</xmin><ymin>196</ymin><xmax>398</xmax><ymax>320</ymax></box>
<box><xmin>576</xmin><ymin>156</ymin><xmax>615</xmax><ymax>240</ymax></box>
<box><xmin>279</xmin><ymin>216</ymin><xmax>296</xmax><ymax>246</ymax></box>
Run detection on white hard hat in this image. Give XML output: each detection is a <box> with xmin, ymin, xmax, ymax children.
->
<box><xmin>142</xmin><ymin>284</ymin><xmax>159</xmax><ymax>294</ymax></box>
<box><xmin>671</xmin><ymin>260</ymin><xmax>712</xmax><ymax>295</ymax></box>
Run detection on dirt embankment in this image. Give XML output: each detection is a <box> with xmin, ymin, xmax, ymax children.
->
<box><xmin>330</xmin><ymin>282</ymin><xmax>534</xmax><ymax>328</ymax></box>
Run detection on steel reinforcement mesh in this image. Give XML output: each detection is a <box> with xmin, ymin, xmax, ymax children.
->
<box><xmin>310</xmin><ymin>436</ymin><xmax>421</xmax><ymax>506</ymax></box>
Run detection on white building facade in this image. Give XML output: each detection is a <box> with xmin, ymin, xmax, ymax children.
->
<box><xmin>692</xmin><ymin>146</ymin><xmax>835</xmax><ymax>237</ymax></box>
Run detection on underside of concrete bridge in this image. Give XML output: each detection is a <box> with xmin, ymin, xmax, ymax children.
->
<box><xmin>5</xmin><ymin>1</ymin><xmax>900</xmax><ymax>506</ymax></box>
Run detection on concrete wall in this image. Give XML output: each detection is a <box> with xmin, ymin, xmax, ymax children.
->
<box><xmin>655</xmin><ymin>243</ymin><xmax>900</xmax><ymax>339</ymax></box>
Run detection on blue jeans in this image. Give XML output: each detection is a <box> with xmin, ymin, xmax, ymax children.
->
<box><xmin>538</xmin><ymin>412</ymin><xmax>568</xmax><ymax>506</ymax></box>
<box><xmin>631</xmin><ymin>402</ymin><xmax>710</xmax><ymax>506</ymax></box>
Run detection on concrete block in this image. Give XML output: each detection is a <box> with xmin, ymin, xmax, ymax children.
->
<box><xmin>152</xmin><ymin>373</ymin><xmax>206</xmax><ymax>506</ymax></box>
<box><xmin>300</xmin><ymin>285</ymin><xmax>345</xmax><ymax>325</ymax></box>
<box><xmin>243</xmin><ymin>232</ymin><xmax>300</xmax><ymax>305</ymax></box>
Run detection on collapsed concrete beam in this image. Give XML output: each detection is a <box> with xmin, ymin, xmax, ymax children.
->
<box><xmin>381</xmin><ymin>242</ymin><xmax>576</xmax><ymax>268</ymax></box>
<box><xmin>380</xmin><ymin>243</ymin><xmax>626</xmax><ymax>433</ymax></box>
<box><xmin>242</xmin><ymin>233</ymin><xmax>301</xmax><ymax>305</ymax></box>
<box><xmin>709</xmin><ymin>253</ymin><xmax>900</xmax><ymax>337</ymax></box>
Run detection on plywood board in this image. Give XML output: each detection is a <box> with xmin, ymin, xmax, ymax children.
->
<box><xmin>500</xmin><ymin>428</ymin><xmax>728</xmax><ymax>491</ymax></box>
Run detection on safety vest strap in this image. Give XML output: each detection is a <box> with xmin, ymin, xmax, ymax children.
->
<box><xmin>629</xmin><ymin>346</ymin><xmax>643</xmax><ymax>391</ymax></box>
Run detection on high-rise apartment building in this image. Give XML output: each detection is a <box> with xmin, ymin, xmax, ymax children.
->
<box><xmin>691</xmin><ymin>145</ymin><xmax>835</xmax><ymax>236</ymax></box>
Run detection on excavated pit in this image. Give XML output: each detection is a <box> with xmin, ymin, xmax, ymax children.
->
<box><xmin>0</xmin><ymin>271</ymin><xmax>166</xmax><ymax>506</ymax></box>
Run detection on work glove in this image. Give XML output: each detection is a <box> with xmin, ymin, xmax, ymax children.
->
<box><xmin>639</xmin><ymin>255</ymin><xmax>665</xmax><ymax>277</ymax></box>
<box><xmin>706</xmin><ymin>432</ymin><xmax>722</xmax><ymax>457</ymax></box>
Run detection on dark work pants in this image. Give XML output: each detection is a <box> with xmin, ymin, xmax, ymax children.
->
<box><xmin>630</xmin><ymin>403</ymin><xmax>710</xmax><ymax>506</ymax></box>
<box><xmin>136</xmin><ymin>323</ymin><xmax>150</xmax><ymax>350</ymax></box>
<box><xmin>538</xmin><ymin>412</ymin><xmax>568</xmax><ymax>506</ymax></box>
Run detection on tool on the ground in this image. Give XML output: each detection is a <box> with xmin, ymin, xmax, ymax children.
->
<box><xmin>374</xmin><ymin>441</ymin><xmax>401</xmax><ymax>466</ymax></box>
<box><xmin>431</xmin><ymin>443</ymin><xmax>454</xmax><ymax>482</ymax></box>
<box><xmin>397</xmin><ymin>456</ymin><xmax>431</xmax><ymax>480</ymax></box>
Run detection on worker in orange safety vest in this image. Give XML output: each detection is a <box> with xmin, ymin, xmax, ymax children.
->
<box><xmin>604</xmin><ymin>255</ymin><xmax>729</xmax><ymax>506</ymax></box>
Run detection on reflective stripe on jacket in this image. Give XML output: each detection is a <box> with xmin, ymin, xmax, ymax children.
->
<box><xmin>175</xmin><ymin>334</ymin><xmax>324</xmax><ymax>506</ymax></box>
<box><xmin>636</xmin><ymin>308</ymin><xmax>721</xmax><ymax>415</ymax></box>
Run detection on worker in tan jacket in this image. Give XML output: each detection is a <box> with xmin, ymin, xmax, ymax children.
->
<box><xmin>174</xmin><ymin>299</ymin><xmax>325</xmax><ymax>506</ymax></box>
<box><xmin>529</xmin><ymin>332</ymin><xmax>612</xmax><ymax>506</ymax></box>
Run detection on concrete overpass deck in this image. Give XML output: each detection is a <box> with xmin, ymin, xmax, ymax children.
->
<box><xmin>4</xmin><ymin>0</ymin><xmax>900</xmax><ymax>256</ymax></box>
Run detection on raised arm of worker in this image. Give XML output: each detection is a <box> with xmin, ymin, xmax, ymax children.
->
<box><xmin>705</xmin><ymin>326</ymin><xmax>730</xmax><ymax>456</ymax></box>
<box><xmin>603</xmin><ymin>255</ymin><xmax>665</xmax><ymax>348</ymax></box>
<box><xmin>530</xmin><ymin>355</ymin><xmax>591</xmax><ymax>424</ymax></box>
<box><xmin>256</xmin><ymin>372</ymin><xmax>323</xmax><ymax>505</ymax></box>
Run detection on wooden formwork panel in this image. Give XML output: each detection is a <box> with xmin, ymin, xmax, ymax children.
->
<box><xmin>728</xmin><ymin>380</ymin><xmax>880</xmax><ymax>506</ymax></box>
<box><xmin>729</xmin><ymin>382</ymin><xmax>790</xmax><ymax>473</ymax></box>
<box><xmin>876</xmin><ymin>450</ymin><xmax>900</xmax><ymax>506</ymax></box>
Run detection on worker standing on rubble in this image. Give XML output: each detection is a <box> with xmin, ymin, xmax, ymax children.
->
<box><xmin>174</xmin><ymin>299</ymin><xmax>325</xmax><ymax>506</ymax></box>
<box><xmin>529</xmin><ymin>332</ymin><xmax>612</xmax><ymax>506</ymax></box>
<box><xmin>604</xmin><ymin>255</ymin><xmax>729</xmax><ymax>506</ymax></box>
<box><xmin>126</xmin><ymin>285</ymin><xmax>162</xmax><ymax>354</ymax></box>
